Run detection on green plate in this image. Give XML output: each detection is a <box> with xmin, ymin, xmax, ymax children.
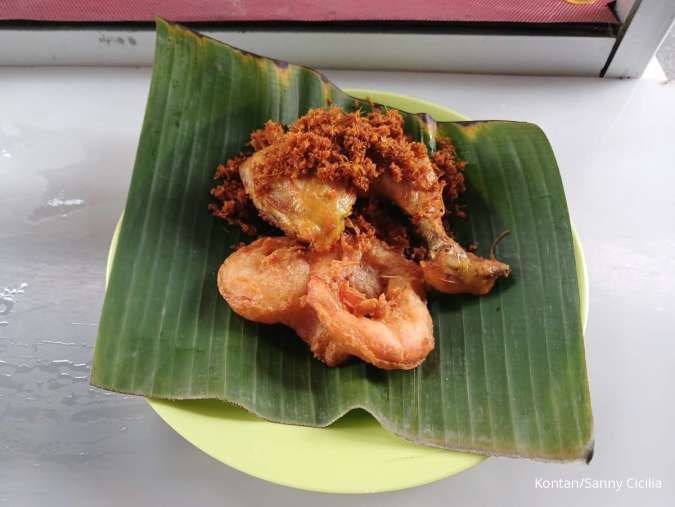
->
<box><xmin>106</xmin><ymin>89</ymin><xmax>589</xmax><ymax>494</ymax></box>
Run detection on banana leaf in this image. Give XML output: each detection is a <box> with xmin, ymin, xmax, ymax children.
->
<box><xmin>91</xmin><ymin>19</ymin><xmax>593</xmax><ymax>461</ymax></box>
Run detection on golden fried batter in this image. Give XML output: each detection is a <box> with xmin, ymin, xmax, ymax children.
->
<box><xmin>218</xmin><ymin>234</ymin><xmax>434</xmax><ymax>370</ymax></box>
<box><xmin>217</xmin><ymin>236</ymin><xmax>351</xmax><ymax>366</ymax></box>
<box><xmin>307</xmin><ymin>234</ymin><xmax>434</xmax><ymax>370</ymax></box>
<box><xmin>217</xmin><ymin>236</ymin><xmax>311</xmax><ymax>324</ymax></box>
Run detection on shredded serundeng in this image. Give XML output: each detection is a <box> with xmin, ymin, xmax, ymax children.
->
<box><xmin>210</xmin><ymin>106</ymin><xmax>466</xmax><ymax>245</ymax></box>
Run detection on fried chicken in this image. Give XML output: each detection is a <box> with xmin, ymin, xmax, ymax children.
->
<box><xmin>239</xmin><ymin>148</ymin><xmax>356</xmax><ymax>251</ymax></box>
<box><xmin>374</xmin><ymin>172</ymin><xmax>510</xmax><ymax>296</ymax></box>
<box><xmin>212</xmin><ymin>105</ymin><xmax>511</xmax><ymax>370</ymax></box>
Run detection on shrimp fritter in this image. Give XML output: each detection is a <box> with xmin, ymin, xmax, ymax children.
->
<box><xmin>217</xmin><ymin>234</ymin><xmax>434</xmax><ymax>370</ymax></box>
<box><xmin>307</xmin><ymin>234</ymin><xmax>433</xmax><ymax>370</ymax></box>
<box><xmin>217</xmin><ymin>236</ymin><xmax>351</xmax><ymax>366</ymax></box>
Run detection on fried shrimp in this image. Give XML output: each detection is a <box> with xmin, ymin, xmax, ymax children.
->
<box><xmin>217</xmin><ymin>236</ymin><xmax>350</xmax><ymax>366</ymax></box>
<box><xmin>218</xmin><ymin>234</ymin><xmax>434</xmax><ymax>369</ymax></box>
<box><xmin>306</xmin><ymin>235</ymin><xmax>434</xmax><ymax>370</ymax></box>
<box><xmin>217</xmin><ymin>236</ymin><xmax>311</xmax><ymax>324</ymax></box>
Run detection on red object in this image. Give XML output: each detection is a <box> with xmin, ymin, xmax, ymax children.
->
<box><xmin>1</xmin><ymin>0</ymin><xmax>618</xmax><ymax>24</ymax></box>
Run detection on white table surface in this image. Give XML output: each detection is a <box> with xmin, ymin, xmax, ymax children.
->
<box><xmin>1</xmin><ymin>67</ymin><xmax>673</xmax><ymax>506</ymax></box>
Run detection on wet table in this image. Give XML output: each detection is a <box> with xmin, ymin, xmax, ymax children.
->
<box><xmin>1</xmin><ymin>68</ymin><xmax>673</xmax><ymax>506</ymax></box>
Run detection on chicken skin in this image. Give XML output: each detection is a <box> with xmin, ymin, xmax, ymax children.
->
<box><xmin>374</xmin><ymin>171</ymin><xmax>510</xmax><ymax>296</ymax></box>
<box><xmin>239</xmin><ymin>147</ymin><xmax>357</xmax><ymax>251</ymax></box>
